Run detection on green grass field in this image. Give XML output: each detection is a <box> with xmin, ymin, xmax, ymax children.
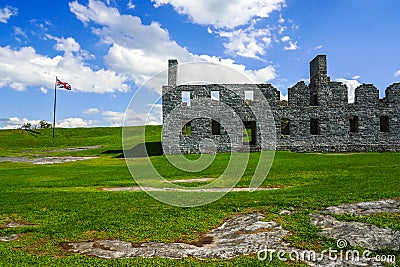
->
<box><xmin>0</xmin><ymin>127</ymin><xmax>399</xmax><ymax>266</ymax></box>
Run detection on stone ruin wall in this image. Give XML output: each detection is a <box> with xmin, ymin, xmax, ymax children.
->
<box><xmin>162</xmin><ymin>55</ymin><xmax>400</xmax><ymax>154</ymax></box>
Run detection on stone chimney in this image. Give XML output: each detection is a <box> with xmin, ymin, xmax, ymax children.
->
<box><xmin>168</xmin><ymin>59</ymin><xmax>178</xmax><ymax>86</ymax></box>
<box><xmin>310</xmin><ymin>55</ymin><xmax>328</xmax><ymax>83</ymax></box>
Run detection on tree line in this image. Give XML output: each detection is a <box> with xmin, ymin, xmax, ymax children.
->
<box><xmin>21</xmin><ymin>120</ymin><xmax>52</xmax><ymax>130</ymax></box>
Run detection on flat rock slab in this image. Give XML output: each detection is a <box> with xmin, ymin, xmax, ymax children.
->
<box><xmin>0</xmin><ymin>156</ymin><xmax>97</xmax><ymax>164</ymax></box>
<box><xmin>324</xmin><ymin>199</ymin><xmax>400</xmax><ymax>216</ymax></box>
<box><xmin>4</xmin><ymin>222</ymin><xmax>35</xmax><ymax>228</ymax></box>
<box><xmin>99</xmin><ymin>186</ymin><xmax>279</xmax><ymax>192</ymax></box>
<box><xmin>0</xmin><ymin>234</ymin><xmax>19</xmax><ymax>242</ymax></box>
<box><xmin>310</xmin><ymin>214</ymin><xmax>400</xmax><ymax>251</ymax></box>
<box><xmin>64</xmin><ymin>200</ymin><xmax>398</xmax><ymax>264</ymax></box>
<box><xmin>66</xmin><ymin>213</ymin><xmax>289</xmax><ymax>259</ymax></box>
<box><xmin>40</xmin><ymin>146</ymin><xmax>102</xmax><ymax>152</ymax></box>
<box><xmin>64</xmin><ymin>213</ymin><xmax>383</xmax><ymax>266</ymax></box>
<box><xmin>0</xmin><ymin>221</ymin><xmax>37</xmax><ymax>242</ymax></box>
<box><xmin>164</xmin><ymin>178</ymin><xmax>214</xmax><ymax>183</ymax></box>
<box><xmin>311</xmin><ymin>199</ymin><xmax>400</xmax><ymax>251</ymax></box>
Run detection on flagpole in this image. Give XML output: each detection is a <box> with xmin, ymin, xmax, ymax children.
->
<box><xmin>52</xmin><ymin>76</ymin><xmax>57</xmax><ymax>138</ymax></box>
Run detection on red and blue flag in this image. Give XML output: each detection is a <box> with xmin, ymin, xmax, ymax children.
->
<box><xmin>56</xmin><ymin>78</ymin><xmax>72</xmax><ymax>90</ymax></box>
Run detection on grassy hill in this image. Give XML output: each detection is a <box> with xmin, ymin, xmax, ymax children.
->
<box><xmin>0</xmin><ymin>127</ymin><xmax>399</xmax><ymax>266</ymax></box>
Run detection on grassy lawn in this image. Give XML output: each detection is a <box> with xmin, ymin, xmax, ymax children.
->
<box><xmin>0</xmin><ymin>127</ymin><xmax>399</xmax><ymax>266</ymax></box>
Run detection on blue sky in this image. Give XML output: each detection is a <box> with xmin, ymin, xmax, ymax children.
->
<box><xmin>0</xmin><ymin>0</ymin><xmax>399</xmax><ymax>128</ymax></box>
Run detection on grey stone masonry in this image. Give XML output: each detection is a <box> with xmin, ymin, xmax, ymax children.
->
<box><xmin>162</xmin><ymin>55</ymin><xmax>400</xmax><ymax>154</ymax></box>
<box><xmin>168</xmin><ymin>59</ymin><xmax>178</xmax><ymax>86</ymax></box>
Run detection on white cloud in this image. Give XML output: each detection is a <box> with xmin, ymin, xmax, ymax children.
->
<box><xmin>83</xmin><ymin>108</ymin><xmax>160</xmax><ymax>127</ymax></box>
<box><xmin>69</xmin><ymin>0</ymin><xmax>277</xmax><ymax>91</ymax></box>
<box><xmin>0</xmin><ymin>116</ymin><xmax>95</xmax><ymax>129</ymax></box>
<box><xmin>46</xmin><ymin>34</ymin><xmax>95</xmax><ymax>61</ymax></box>
<box><xmin>280</xmin><ymin>91</ymin><xmax>288</xmax><ymax>101</ymax></box>
<box><xmin>144</xmin><ymin>105</ymin><xmax>162</xmax><ymax>125</ymax></box>
<box><xmin>40</xmin><ymin>86</ymin><xmax>48</xmax><ymax>94</ymax></box>
<box><xmin>14</xmin><ymin>26</ymin><xmax>28</xmax><ymax>41</ymax></box>
<box><xmin>0</xmin><ymin>117</ymin><xmax>92</xmax><ymax>129</ymax></box>
<box><xmin>127</xmin><ymin>0</ymin><xmax>135</xmax><ymax>9</ymax></box>
<box><xmin>394</xmin><ymin>70</ymin><xmax>400</xmax><ymax>77</ymax></box>
<box><xmin>10</xmin><ymin>82</ymin><xmax>25</xmax><ymax>91</ymax></box>
<box><xmin>151</xmin><ymin>0</ymin><xmax>285</xmax><ymax>29</ymax></box>
<box><xmin>278</xmin><ymin>14</ymin><xmax>285</xmax><ymax>24</ymax></box>
<box><xmin>124</xmin><ymin>108</ymin><xmax>162</xmax><ymax>126</ymax></box>
<box><xmin>57</xmin><ymin>117</ymin><xmax>96</xmax><ymax>128</ymax></box>
<box><xmin>212</xmin><ymin>25</ymin><xmax>272</xmax><ymax>59</ymax></box>
<box><xmin>70</xmin><ymin>0</ymin><xmax>193</xmax><ymax>85</ymax></box>
<box><xmin>1</xmin><ymin>112</ymin><xmax>141</xmax><ymax>129</ymax></box>
<box><xmin>278</xmin><ymin>25</ymin><xmax>287</xmax><ymax>35</ymax></box>
<box><xmin>0</xmin><ymin>45</ymin><xmax>128</xmax><ymax>93</ymax></box>
<box><xmin>101</xmin><ymin>110</ymin><xmax>125</xmax><ymax>126</ymax></box>
<box><xmin>151</xmin><ymin>0</ymin><xmax>287</xmax><ymax>59</ymax></box>
<box><xmin>83</xmin><ymin>108</ymin><xmax>100</xmax><ymax>114</ymax></box>
<box><xmin>314</xmin><ymin>45</ymin><xmax>323</xmax><ymax>50</ymax></box>
<box><xmin>179</xmin><ymin>55</ymin><xmax>276</xmax><ymax>84</ymax></box>
<box><xmin>279</xmin><ymin>35</ymin><xmax>299</xmax><ymax>51</ymax></box>
<box><xmin>336</xmin><ymin>78</ymin><xmax>361</xmax><ymax>103</ymax></box>
<box><xmin>83</xmin><ymin>108</ymin><xmax>126</xmax><ymax>126</ymax></box>
<box><xmin>283</xmin><ymin>41</ymin><xmax>298</xmax><ymax>51</ymax></box>
<box><xmin>0</xmin><ymin>6</ymin><xmax>17</xmax><ymax>23</ymax></box>
<box><xmin>46</xmin><ymin>35</ymin><xmax>81</xmax><ymax>54</ymax></box>
<box><xmin>1</xmin><ymin>117</ymin><xmax>41</xmax><ymax>129</ymax></box>
<box><xmin>352</xmin><ymin>75</ymin><xmax>360</xmax><ymax>80</ymax></box>
<box><xmin>104</xmin><ymin>44</ymin><xmax>170</xmax><ymax>86</ymax></box>
<box><xmin>281</xmin><ymin>35</ymin><xmax>290</xmax><ymax>42</ymax></box>
<box><xmin>101</xmin><ymin>109</ymin><xmax>161</xmax><ymax>127</ymax></box>
<box><xmin>245</xmin><ymin>65</ymin><xmax>276</xmax><ymax>83</ymax></box>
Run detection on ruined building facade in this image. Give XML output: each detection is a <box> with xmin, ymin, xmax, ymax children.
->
<box><xmin>162</xmin><ymin>55</ymin><xmax>400</xmax><ymax>154</ymax></box>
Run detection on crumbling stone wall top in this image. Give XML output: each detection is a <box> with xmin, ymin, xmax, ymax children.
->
<box><xmin>162</xmin><ymin>55</ymin><xmax>400</xmax><ymax>154</ymax></box>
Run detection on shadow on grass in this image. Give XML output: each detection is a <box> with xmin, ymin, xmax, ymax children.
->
<box><xmin>24</xmin><ymin>129</ymin><xmax>41</xmax><ymax>137</ymax></box>
<box><xmin>103</xmin><ymin>142</ymin><xmax>163</xmax><ymax>158</ymax></box>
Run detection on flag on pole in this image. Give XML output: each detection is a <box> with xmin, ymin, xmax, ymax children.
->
<box><xmin>53</xmin><ymin>76</ymin><xmax>72</xmax><ymax>138</ymax></box>
<box><xmin>56</xmin><ymin>78</ymin><xmax>72</xmax><ymax>90</ymax></box>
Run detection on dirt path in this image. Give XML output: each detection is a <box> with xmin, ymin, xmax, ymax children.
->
<box><xmin>99</xmin><ymin>186</ymin><xmax>280</xmax><ymax>192</ymax></box>
<box><xmin>0</xmin><ymin>156</ymin><xmax>97</xmax><ymax>164</ymax></box>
